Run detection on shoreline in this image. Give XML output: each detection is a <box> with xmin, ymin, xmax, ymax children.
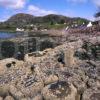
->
<box><xmin>0</xmin><ymin>30</ymin><xmax>16</xmax><ymax>33</ymax></box>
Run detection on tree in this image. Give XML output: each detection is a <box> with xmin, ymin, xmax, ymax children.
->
<box><xmin>59</xmin><ymin>19</ymin><xmax>65</xmax><ymax>24</ymax></box>
<box><xmin>50</xmin><ymin>21</ymin><xmax>54</xmax><ymax>25</ymax></box>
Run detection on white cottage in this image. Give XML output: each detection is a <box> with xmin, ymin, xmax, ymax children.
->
<box><xmin>16</xmin><ymin>28</ymin><xmax>24</xmax><ymax>32</ymax></box>
<box><xmin>87</xmin><ymin>22</ymin><xmax>92</xmax><ymax>27</ymax></box>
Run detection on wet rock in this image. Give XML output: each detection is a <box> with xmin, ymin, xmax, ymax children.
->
<box><xmin>42</xmin><ymin>81</ymin><xmax>78</xmax><ymax>100</ymax></box>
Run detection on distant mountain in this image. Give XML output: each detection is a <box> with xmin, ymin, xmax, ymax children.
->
<box><xmin>0</xmin><ymin>13</ymin><xmax>89</xmax><ymax>30</ymax></box>
<box><xmin>5</xmin><ymin>13</ymin><xmax>35</xmax><ymax>27</ymax></box>
<box><xmin>33</xmin><ymin>14</ymin><xmax>71</xmax><ymax>24</ymax></box>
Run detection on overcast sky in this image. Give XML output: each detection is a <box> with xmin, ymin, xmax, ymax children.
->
<box><xmin>0</xmin><ymin>0</ymin><xmax>100</xmax><ymax>21</ymax></box>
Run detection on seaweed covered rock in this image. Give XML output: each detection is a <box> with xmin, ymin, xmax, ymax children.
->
<box><xmin>15</xmin><ymin>74</ymin><xmax>44</xmax><ymax>98</ymax></box>
<box><xmin>0</xmin><ymin>37</ymin><xmax>99</xmax><ymax>100</ymax></box>
<box><xmin>42</xmin><ymin>81</ymin><xmax>78</xmax><ymax>100</ymax></box>
<box><xmin>75</xmin><ymin>41</ymin><xmax>100</xmax><ymax>61</ymax></box>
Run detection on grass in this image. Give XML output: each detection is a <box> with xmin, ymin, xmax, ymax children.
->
<box><xmin>40</xmin><ymin>23</ymin><xmax>68</xmax><ymax>29</ymax></box>
<box><xmin>0</xmin><ymin>30</ymin><xmax>16</xmax><ymax>33</ymax></box>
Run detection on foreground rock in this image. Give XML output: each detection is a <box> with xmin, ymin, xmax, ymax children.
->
<box><xmin>82</xmin><ymin>88</ymin><xmax>100</xmax><ymax>100</ymax></box>
<box><xmin>42</xmin><ymin>81</ymin><xmax>79</xmax><ymax>100</ymax></box>
<box><xmin>4</xmin><ymin>96</ymin><xmax>14</xmax><ymax>100</ymax></box>
<box><xmin>0</xmin><ymin>36</ymin><xmax>99</xmax><ymax>100</ymax></box>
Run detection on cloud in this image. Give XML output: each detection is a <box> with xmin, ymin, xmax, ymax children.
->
<box><xmin>92</xmin><ymin>0</ymin><xmax>100</xmax><ymax>7</ymax></box>
<box><xmin>27</xmin><ymin>5</ymin><xmax>57</xmax><ymax>16</ymax></box>
<box><xmin>0</xmin><ymin>0</ymin><xmax>26</xmax><ymax>9</ymax></box>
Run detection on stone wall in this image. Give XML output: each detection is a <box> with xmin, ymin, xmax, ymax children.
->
<box><xmin>0</xmin><ymin>35</ymin><xmax>61</xmax><ymax>60</ymax></box>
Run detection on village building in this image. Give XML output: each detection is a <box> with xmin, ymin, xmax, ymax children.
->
<box><xmin>87</xmin><ymin>22</ymin><xmax>92</xmax><ymax>27</ymax></box>
<box><xmin>16</xmin><ymin>28</ymin><xmax>24</xmax><ymax>32</ymax></box>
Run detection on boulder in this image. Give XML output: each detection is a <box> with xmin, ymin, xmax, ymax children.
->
<box><xmin>4</xmin><ymin>96</ymin><xmax>14</xmax><ymax>100</ymax></box>
<box><xmin>20</xmin><ymin>98</ymin><xmax>30</xmax><ymax>100</ymax></box>
<box><xmin>82</xmin><ymin>88</ymin><xmax>100</xmax><ymax>100</ymax></box>
<box><xmin>0</xmin><ymin>97</ymin><xmax>3</xmax><ymax>100</ymax></box>
<box><xmin>0</xmin><ymin>58</ymin><xmax>24</xmax><ymax>75</ymax></box>
<box><xmin>9</xmin><ymin>85</ymin><xmax>24</xmax><ymax>100</ymax></box>
<box><xmin>0</xmin><ymin>85</ymin><xmax>9</xmax><ymax>97</ymax></box>
<box><xmin>44</xmin><ymin>75</ymin><xmax>59</xmax><ymax>85</ymax></box>
<box><xmin>16</xmin><ymin>74</ymin><xmax>44</xmax><ymax>98</ymax></box>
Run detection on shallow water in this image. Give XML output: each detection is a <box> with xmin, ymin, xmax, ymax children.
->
<box><xmin>0</xmin><ymin>32</ymin><xmax>16</xmax><ymax>39</ymax></box>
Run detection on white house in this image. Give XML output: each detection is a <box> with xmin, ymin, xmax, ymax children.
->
<box><xmin>87</xmin><ymin>22</ymin><xmax>92</xmax><ymax>27</ymax></box>
<box><xmin>83</xmin><ymin>22</ymin><xmax>85</xmax><ymax>25</ymax></box>
<box><xmin>75</xmin><ymin>24</ymin><xmax>78</xmax><ymax>27</ymax></box>
<box><xmin>16</xmin><ymin>28</ymin><xmax>24</xmax><ymax>32</ymax></box>
<box><xmin>30</xmin><ymin>24</ymin><xmax>34</xmax><ymax>27</ymax></box>
<box><xmin>65</xmin><ymin>26</ymin><xmax>69</xmax><ymax>31</ymax></box>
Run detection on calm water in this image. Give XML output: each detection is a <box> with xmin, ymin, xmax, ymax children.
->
<box><xmin>0</xmin><ymin>32</ymin><xmax>16</xmax><ymax>39</ymax></box>
<box><xmin>0</xmin><ymin>32</ymin><xmax>25</xmax><ymax>39</ymax></box>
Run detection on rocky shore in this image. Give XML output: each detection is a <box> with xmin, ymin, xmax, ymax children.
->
<box><xmin>0</xmin><ymin>36</ymin><xmax>99</xmax><ymax>100</ymax></box>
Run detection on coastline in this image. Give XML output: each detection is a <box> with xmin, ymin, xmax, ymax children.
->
<box><xmin>0</xmin><ymin>29</ymin><xmax>16</xmax><ymax>33</ymax></box>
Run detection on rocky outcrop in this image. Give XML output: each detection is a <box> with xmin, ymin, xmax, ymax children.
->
<box><xmin>4</xmin><ymin>96</ymin><xmax>14</xmax><ymax>100</ymax></box>
<box><xmin>0</xmin><ymin>37</ymin><xmax>99</xmax><ymax>100</ymax></box>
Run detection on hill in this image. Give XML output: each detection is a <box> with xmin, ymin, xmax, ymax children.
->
<box><xmin>0</xmin><ymin>13</ymin><xmax>89</xmax><ymax>31</ymax></box>
<box><xmin>4</xmin><ymin>13</ymin><xmax>35</xmax><ymax>28</ymax></box>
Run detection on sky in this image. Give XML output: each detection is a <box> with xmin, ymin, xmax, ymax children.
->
<box><xmin>0</xmin><ymin>0</ymin><xmax>100</xmax><ymax>21</ymax></box>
